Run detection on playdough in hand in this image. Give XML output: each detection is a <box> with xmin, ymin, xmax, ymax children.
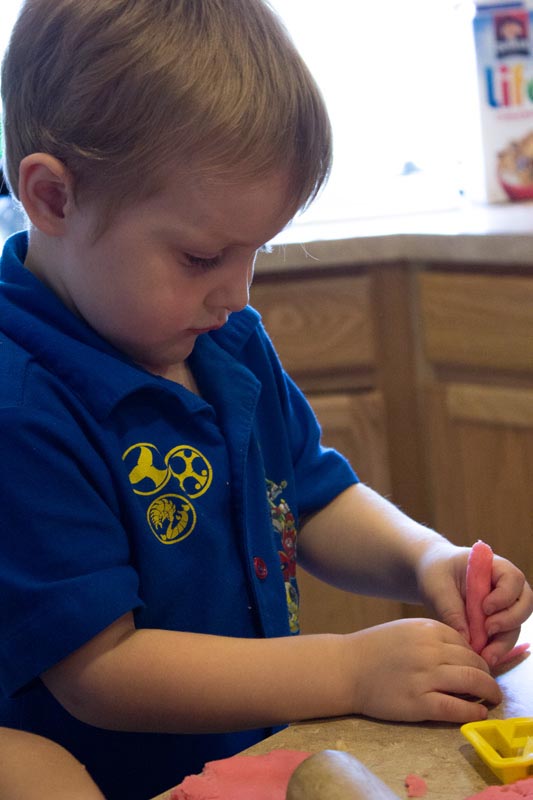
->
<box><xmin>466</xmin><ymin>540</ymin><xmax>494</xmax><ymax>654</ymax></box>
<box><xmin>466</xmin><ymin>540</ymin><xmax>529</xmax><ymax>665</ymax></box>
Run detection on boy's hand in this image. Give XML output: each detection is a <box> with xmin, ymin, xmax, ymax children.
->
<box><xmin>347</xmin><ymin>618</ymin><xmax>501</xmax><ymax>723</ymax></box>
<box><xmin>416</xmin><ymin>541</ymin><xmax>533</xmax><ymax>667</ymax></box>
<box><xmin>480</xmin><ymin>553</ymin><xmax>533</xmax><ymax>666</ymax></box>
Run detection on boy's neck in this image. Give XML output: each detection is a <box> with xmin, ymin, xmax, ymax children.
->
<box><xmin>145</xmin><ymin>360</ymin><xmax>200</xmax><ymax>395</ymax></box>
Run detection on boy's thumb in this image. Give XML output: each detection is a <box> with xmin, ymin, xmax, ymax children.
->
<box><xmin>434</xmin><ymin>603</ymin><xmax>470</xmax><ymax>643</ymax></box>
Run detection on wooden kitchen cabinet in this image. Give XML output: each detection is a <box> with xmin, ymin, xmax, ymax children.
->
<box><xmin>250</xmin><ymin>272</ymin><xmax>375</xmax><ymax>392</ymax></box>
<box><xmin>419</xmin><ymin>271</ymin><xmax>533</xmax><ymax>579</ymax></box>
<box><xmin>251</xmin><ymin>257</ymin><xmax>533</xmax><ymax>635</ymax></box>
<box><xmin>425</xmin><ymin>383</ymin><xmax>533</xmax><ymax>564</ymax></box>
<box><xmin>419</xmin><ymin>271</ymin><xmax>533</xmax><ymax>373</ymax></box>
<box><xmin>307</xmin><ymin>391</ymin><xmax>391</xmax><ymax>496</ymax></box>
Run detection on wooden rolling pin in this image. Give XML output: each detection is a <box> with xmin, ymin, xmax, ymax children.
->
<box><xmin>286</xmin><ymin>750</ymin><xmax>401</xmax><ymax>799</ymax></box>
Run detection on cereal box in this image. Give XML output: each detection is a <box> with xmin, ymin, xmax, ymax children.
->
<box><xmin>471</xmin><ymin>0</ymin><xmax>533</xmax><ymax>202</ymax></box>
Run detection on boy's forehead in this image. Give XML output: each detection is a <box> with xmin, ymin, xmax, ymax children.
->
<box><xmin>148</xmin><ymin>169</ymin><xmax>294</xmax><ymax>248</ymax></box>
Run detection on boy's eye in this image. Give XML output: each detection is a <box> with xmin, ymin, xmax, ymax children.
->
<box><xmin>184</xmin><ymin>253</ymin><xmax>221</xmax><ymax>271</ymax></box>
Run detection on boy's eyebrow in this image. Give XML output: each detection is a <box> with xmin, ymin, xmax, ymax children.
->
<box><xmin>156</xmin><ymin>225</ymin><xmax>223</xmax><ymax>253</ymax></box>
<box><xmin>156</xmin><ymin>225</ymin><xmax>275</xmax><ymax>254</ymax></box>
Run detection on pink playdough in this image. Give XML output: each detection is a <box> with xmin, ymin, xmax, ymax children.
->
<box><xmin>496</xmin><ymin>642</ymin><xmax>531</xmax><ymax>666</ymax></box>
<box><xmin>170</xmin><ymin>750</ymin><xmax>311</xmax><ymax>800</ymax></box>
<box><xmin>465</xmin><ymin>776</ymin><xmax>533</xmax><ymax>798</ymax></box>
<box><xmin>405</xmin><ymin>772</ymin><xmax>428</xmax><ymax>797</ymax></box>
<box><xmin>465</xmin><ymin>540</ymin><xmax>529</xmax><ymax>666</ymax></box>
<box><xmin>466</xmin><ymin>540</ymin><xmax>494</xmax><ymax>654</ymax></box>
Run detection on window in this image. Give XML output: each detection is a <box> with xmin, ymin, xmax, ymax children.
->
<box><xmin>1</xmin><ymin>1</ymin><xmax>479</xmax><ymax>228</ymax></box>
<box><xmin>269</xmin><ymin>0</ymin><xmax>479</xmax><ymax>233</ymax></box>
<box><xmin>0</xmin><ymin>1</ymin><xmax>20</xmax><ymax>56</ymax></box>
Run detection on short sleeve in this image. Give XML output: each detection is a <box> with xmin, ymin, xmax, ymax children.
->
<box><xmin>256</xmin><ymin>325</ymin><xmax>359</xmax><ymax>517</ymax></box>
<box><xmin>0</xmin><ymin>407</ymin><xmax>143</xmax><ymax>696</ymax></box>
<box><xmin>281</xmin><ymin>370</ymin><xmax>359</xmax><ymax>515</ymax></box>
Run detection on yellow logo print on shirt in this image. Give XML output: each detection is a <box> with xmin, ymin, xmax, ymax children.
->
<box><xmin>148</xmin><ymin>494</ymin><xmax>197</xmax><ymax>544</ymax></box>
<box><xmin>122</xmin><ymin>443</ymin><xmax>213</xmax><ymax>544</ymax></box>
<box><xmin>123</xmin><ymin>443</ymin><xmax>171</xmax><ymax>495</ymax></box>
<box><xmin>165</xmin><ymin>445</ymin><xmax>212</xmax><ymax>498</ymax></box>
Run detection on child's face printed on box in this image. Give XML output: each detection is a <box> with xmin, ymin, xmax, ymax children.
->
<box><xmin>59</xmin><ymin>169</ymin><xmax>293</xmax><ymax>373</ymax></box>
<box><xmin>500</xmin><ymin>19</ymin><xmax>525</xmax><ymax>40</ymax></box>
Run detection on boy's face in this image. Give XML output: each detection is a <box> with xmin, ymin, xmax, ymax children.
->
<box><xmin>55</xmin><ymin>169</ymin><xmax>294</xmax><ymax>375</ymax></box>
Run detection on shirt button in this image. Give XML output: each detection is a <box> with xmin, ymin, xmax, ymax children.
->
<box><xmin>253</xmin><ymin>557</ymin><xmax>268</xmax><ymax>580</ymax></box>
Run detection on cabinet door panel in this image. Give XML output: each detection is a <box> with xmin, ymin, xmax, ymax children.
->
<box><xmin>420</xmin><ymin>272</ymin><xmax>533</xmax><ymax>371</ymax></box>
<box><xmin>296</xmin><ymin>391</ymin><xmax>405</xmax><ymax>635</ymax></box>
<box><xmin>251</xmin><ymin>275</ymin><xmax>375</xmax><ymax>377</ymax></box>
<box><xmin>426</xmin><ymin>384</ymin><xmax>533</xmax><ymax>580</ymax></box>
<box><xmin>308</xmin><ymin>391</ymin><xmax>391</xmax><ymax>495</ymax></box>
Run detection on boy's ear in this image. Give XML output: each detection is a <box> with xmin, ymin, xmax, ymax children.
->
<box><xmin>18</xmin><ymin>154</ymin><xmax>76</xmax><ymax>236</ymax></box>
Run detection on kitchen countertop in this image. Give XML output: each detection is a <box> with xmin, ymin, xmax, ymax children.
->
<box><xmin>239</xmin><ymin>652</ymin><xmax>533</xmax><ymax>799</ymax></box>
<box><xmin>256</xmin><ymin>201</ymin><xmax>533</xmax><ymax>272</ymax></box>
<box><xmin>151</xmin><ymin>618</ymin><xmax>533</xmax><ymax>800</ymax></box>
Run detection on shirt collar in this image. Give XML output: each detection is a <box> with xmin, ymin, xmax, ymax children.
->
<box><xmin>0</xmin><ymin>232</ymin><xmax>261</xmax><ymax>419</ymax></box>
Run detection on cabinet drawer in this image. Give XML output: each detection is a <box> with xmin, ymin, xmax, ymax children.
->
<box><xmin>419</xmin><ymin>272</ymin><xmax>533</xmax><ymax>372</ymax></box>
<box><xmin>251</xmin><ymin>274</ymin><xmax>375</xmax><ymax>375</ymax></box>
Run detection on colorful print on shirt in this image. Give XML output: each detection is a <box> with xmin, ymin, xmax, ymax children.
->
<box><xmin>266</xmin><ymin>479</ymin><xmax>300</xmax><ymax>633</ymax></box>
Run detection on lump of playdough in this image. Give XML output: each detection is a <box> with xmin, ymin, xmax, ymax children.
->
<box><xmin>465</xmin><ymin>777</ymin><xmax>533</xmax><ymax>798</ymax></box>
<box><xmin>405</xmin><ymin>773</ymin><xmax>428</xmax><ymax>797</ymax></box>
<box><xmin>466</xmin><ymin>540</ymin><xmax>494</xmax><ymax>654</ymax></box>
<box><xmin>286</xmin><ymin>750</ymin><xmax>401</xmax><ymax>799</ymax></box>
<box><xmin>170</xmin><ymin>750</ymin><xmax>310</xmax><ymax>800</ymax></box>
<box><xmin>466</xmin><ymin>540</ymin><xmax>529</xmax><ymax>666</ymax></box>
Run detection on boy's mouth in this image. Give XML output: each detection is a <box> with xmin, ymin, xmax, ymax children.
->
<box><xmin>188</xmin><ymin>322</ymin><xmax>225</xmax><ymax>335</ymax></box>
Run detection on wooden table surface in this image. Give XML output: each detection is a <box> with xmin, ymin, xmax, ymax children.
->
<box><xmin>152</xmin><ymin>618</ymin><xmax>533</xmax><ymax>799</ymax></box>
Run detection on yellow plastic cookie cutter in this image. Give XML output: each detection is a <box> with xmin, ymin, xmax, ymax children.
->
<box><xmin>461</xmin><ymin>718</ymin><xmax>533</xmax><ymax>784</ymax></box>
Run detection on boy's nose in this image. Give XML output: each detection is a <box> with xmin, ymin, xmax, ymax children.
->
<box><xmin>211</xmin><ymin>257</ymin><xmax>254</xmax><ymax>313</ymax></box>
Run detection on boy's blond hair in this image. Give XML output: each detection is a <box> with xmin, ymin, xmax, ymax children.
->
<box><xmin>1</xmin><ymin>0</ymin><xmax>332</xmax><ymax>226</ymax></box>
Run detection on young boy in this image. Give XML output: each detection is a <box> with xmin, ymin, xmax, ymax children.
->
<box><xmin>0</xmin><ymin>727</ymin><xmax>106</xmax><ymax>799</ymax></box>
<box><xmin>0</xmin><ymin>1</ymin><xmax>531</xmax><ymax>798</ymax></box>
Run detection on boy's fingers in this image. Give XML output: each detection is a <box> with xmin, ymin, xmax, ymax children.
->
<box><xmin>485</xmin><ymin>603</ymin><xmax>524</xmax><ymax>636</ymax></box>
<box><xmin>484</xmin><ymin>560</ymin><xmax>532</xmax><ymax>615</ymax></box>
<box><xmin>432</xmin><ymin>603</ymin><xmax>470</xmax><ymax>642</ymax></box>
<box><xmin>435</xmin><ymin>665</ymin><xmax>502</xmax><ymax>706</ymax></box>
<box><xmin>481</xmin><ymin>628</ymin><xmax>521</xmax><ymax>667</ymax></box>
<box><xmin>484</xmin><ymin>586</ymin><xmax>533</xmax><ymax>630</ymax></box>
<box><xmin>426</xmin><ymin>692</ymin><xmax>489</xmax><ymax>723</ymax></box>
<box><xmin>446</xmin><ymin>642</ymin><xmax>492</xmax><ymax>672</ymax></box>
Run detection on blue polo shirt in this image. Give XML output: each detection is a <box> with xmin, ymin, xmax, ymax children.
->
<box><xmin>0</xmin><ymin>232</ymin><xmax>358</xmax><ymax>800</ymax></box>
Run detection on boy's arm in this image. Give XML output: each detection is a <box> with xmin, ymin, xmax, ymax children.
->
<box><xmin>298</xmin><ymin>483</ymin><xmax>533</xmax><ymax>662</ymax></box>
<box><xmin>38</xmin><ymin>486</ymin><xmax>529</xmax><ymax>733</ymax></box>
<box><xmin>41</xmin><ymin>609</ymin><xmax>501</xmax><ymax>732</ymax></box>
<box><xmin>298</xmin><ymin>483</ymin><xmax>445</xmax><ymax>602</ymax></box>
<box><xmin>0</xmin><ymin>727</ymin><xmax>106</xmax><ymax>799</ymax></box>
